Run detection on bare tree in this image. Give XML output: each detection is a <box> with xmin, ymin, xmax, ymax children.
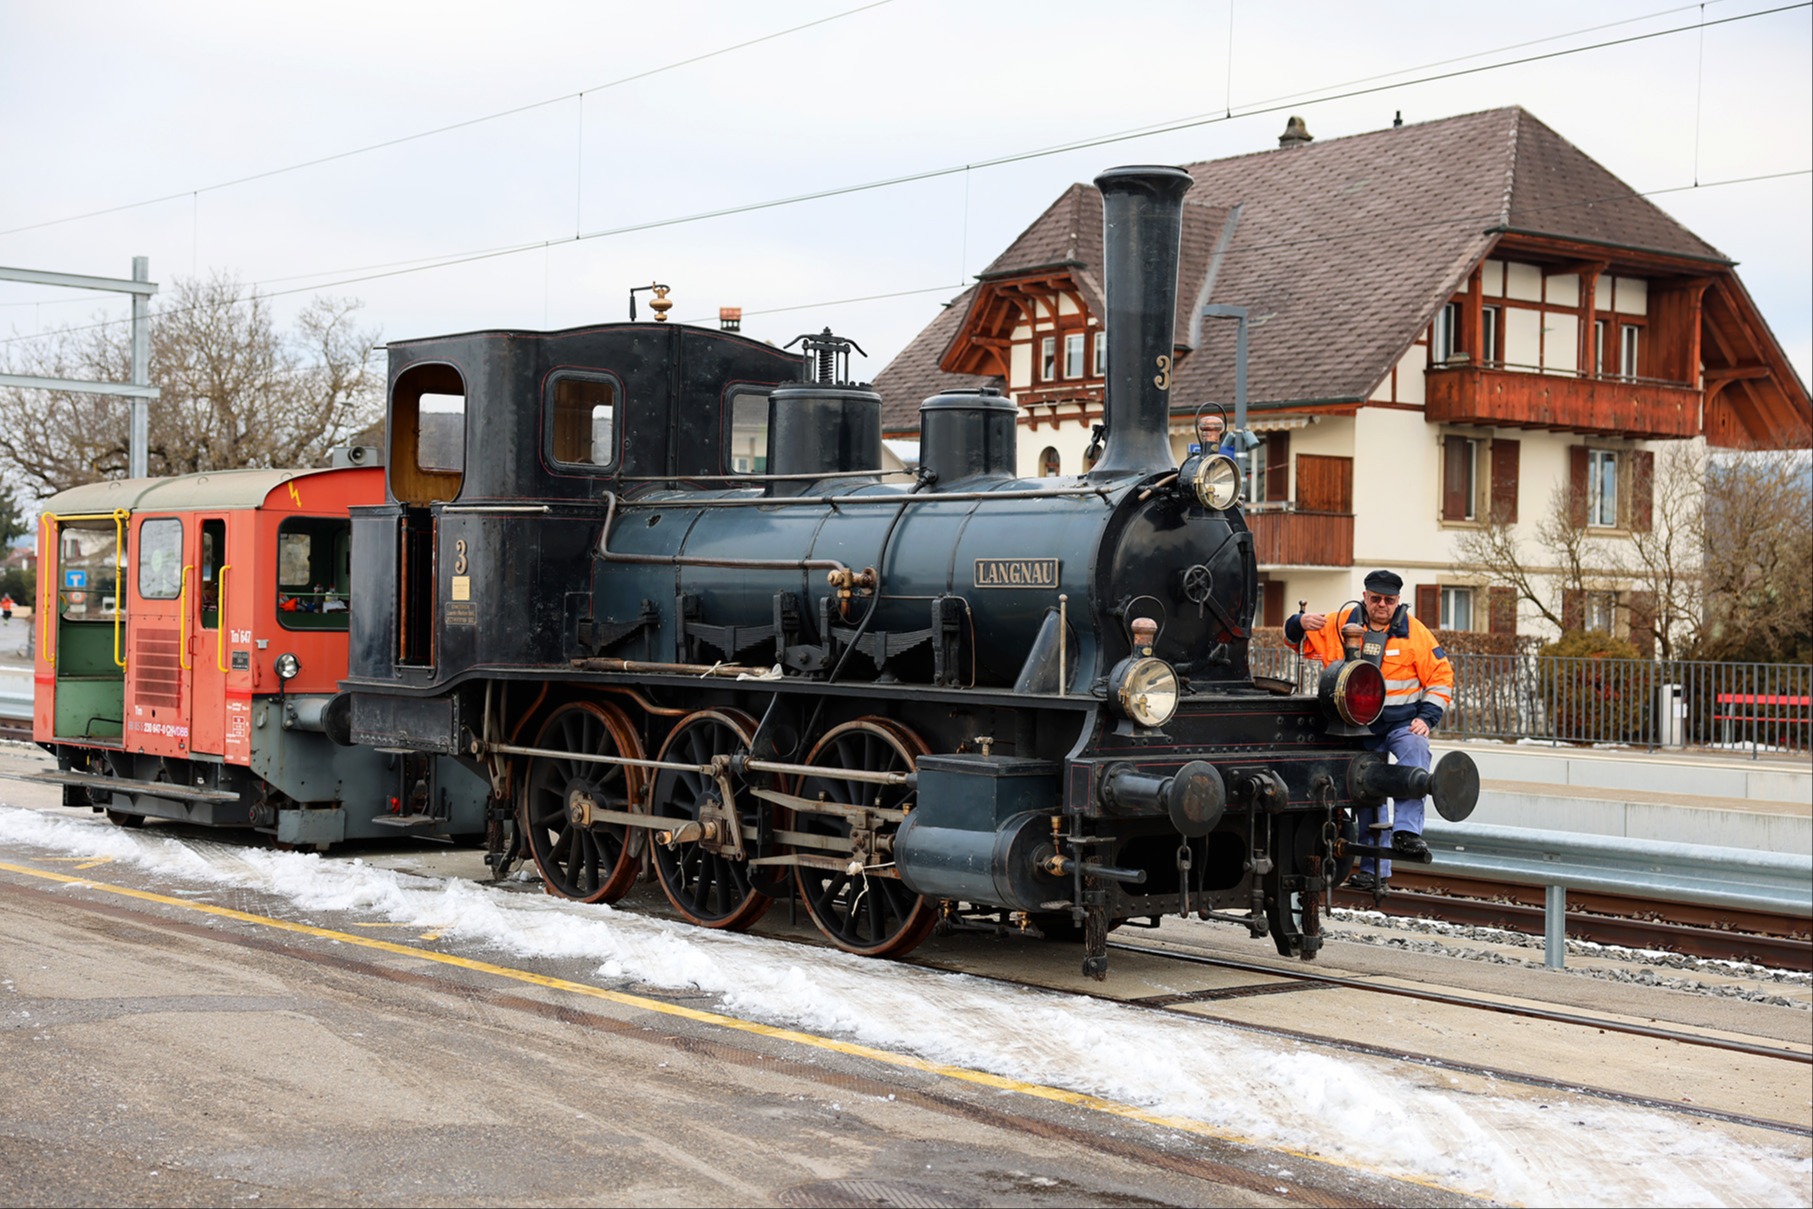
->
<box><xmin>1453</xmin><ymin>485</ymin><xmax>1622</xmax><ymax>633</ymax></box>
<box><xmin>0</xmin><ymin>272</ymin><xmax>381</xmax><ymax>496</ymax></box>
<box><xmin>1695</xmin><ymin>449</ymin><xmax>1813</xmax><ymax>662</ymax></box>
<box><xmin>1613</xmin><ymin>444</ymin><xmax>1704</xmax><ymax>660</ymax></box>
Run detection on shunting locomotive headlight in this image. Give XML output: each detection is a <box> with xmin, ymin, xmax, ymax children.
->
<box><xmin>1320</xmin><ymin>659</ymin><xmax>1384</xmax><ymax>726</ymax></box>
<box><xmin>275</xmin><ymin>652</ymin><xmax>301</xmax><ymax>681</ymax></box>
<box><xmin>1110</xmin><ymin>657</ymin><xmax>1180</xmax><ymax>728</ymax></box>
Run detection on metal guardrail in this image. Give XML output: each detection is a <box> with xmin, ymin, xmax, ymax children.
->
<box><xmin>1252</xmin><ymin>649</ymin><xmax>1812</xmax><ymax>756</ymax></box>
<box><xmin>1422</xmin><ymin>821</ymin><xmax>1813</xmax><ymax>969</ymax></box>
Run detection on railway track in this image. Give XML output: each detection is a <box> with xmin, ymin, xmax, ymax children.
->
<box><xmin>1334</xmin><ymin>871</ymin><xmax>1812</xmax><ymax>971</ymax></box>
<box><xmin>0</xmin><ymin>711</ymin><xmax>31</xmax><ymax>744</ymax></box>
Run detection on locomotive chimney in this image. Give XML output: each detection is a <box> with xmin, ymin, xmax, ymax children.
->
<box><xmin>1089</xmin><ymin>165</ymin><xmax>1194</xmax><ymax>478</ymax></box>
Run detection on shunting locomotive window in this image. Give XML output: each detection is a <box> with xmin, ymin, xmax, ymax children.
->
<box><xmin>58</xmin><ymin>525</ymin><xmax>122</xmax><ymax>621</ymax></box>
<box><xmin>275</xmin><ymin>517</ymin><xmax>352</xmax><ymax>630</ymax></box>
<box><xmin>137</xmin><ymin>518</ymin><xmax>183</xmax><ymax>600</ymax></box>
<box><xmin>548</xmin><ymin>375</ymin><xmax>617</xmax><ymax>469</ymax></box>
<box><xmin>727</xmin><ymin>388</ymin><xmax>770</xmax><ymax>474</ymax></box>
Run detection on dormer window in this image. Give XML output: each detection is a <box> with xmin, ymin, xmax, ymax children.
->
<box><xmin>1064</xmin><ymin>332</ymin><xmax>1085</xmax><ymax>379</ymax></box>
<box><xmin>1040</xmin><ymin>337</ymin><xmax>1057</xmax><ymax>382</ymax></box>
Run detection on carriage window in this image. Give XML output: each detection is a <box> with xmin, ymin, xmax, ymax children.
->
<box><xmin>137</xmin><ymin>518</ymin><xmax>183</xmax><ymax>601</ymax></box>
<box><xmin>275</xmin><ymin>517</ymin><xmax>352</xmax><ymax>630</ymax></box>
<box><xmin>57</xmin><ymin>525</ymin><xmax>122</xmax><ymax>620</ymax></box>
<box><xmin>727</xmin><ymin>389</ymin><xmax>770</xmax><ymax>474</ymax></box>
<box><xmin>549</xmin><ymin>376</ymin><xmax>617</xmax><ymax>468</ymax></box>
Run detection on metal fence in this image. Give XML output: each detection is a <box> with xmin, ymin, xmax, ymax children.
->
<box><xmin>1249</xmin><ymin>648</ymin><xmax>1812</xmax><ymax>757</ymax></box>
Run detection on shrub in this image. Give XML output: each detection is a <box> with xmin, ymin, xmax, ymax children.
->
<box><xmin>1537</xmin><ymin>629</ymin><xmax>1653</xmax><ymax>743</ymax></box>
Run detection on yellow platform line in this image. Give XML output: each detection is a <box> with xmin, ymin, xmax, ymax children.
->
<box><xmin>0</xmin><ymin>857</ymin><xmax>1486</xmax><ymax>1202</ymax></box>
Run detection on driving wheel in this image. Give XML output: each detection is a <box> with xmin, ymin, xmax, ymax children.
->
<box><xmin>520</xmin><ymin>700</ymin><xmax>645</xmax><ymax>903</ymax></box>
<box><xmin>648</xmin><ymin>709</ymin><xmax>773</xmax><ymax>930</ymax></box>
<box><xmin>793</xmin><ymin>717</ymin><xmax>935</xmax><ymax>958</ymax></box>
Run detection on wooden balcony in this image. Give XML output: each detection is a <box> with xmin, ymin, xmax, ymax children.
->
<box><xmin>1424</xmin><ymin>365</ymin><xmax>1700</xmax><ymax>438</ymax></box>
<box><xmin>1246</xmin><ymin>508</ymin><xmax>1353</xmax><ymax>568</ymax></box>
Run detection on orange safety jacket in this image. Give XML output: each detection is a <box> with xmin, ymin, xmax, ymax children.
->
<box><xmin>1284</xmin><ymin>605</ymin><xmax>1454</xmax><ymax>733</ymax></box>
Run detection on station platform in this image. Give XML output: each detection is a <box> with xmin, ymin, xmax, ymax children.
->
<box><xmin>1436</xmin><ymin>739</ymin><xmax>1811</xmax><ymax>856</ymax></box>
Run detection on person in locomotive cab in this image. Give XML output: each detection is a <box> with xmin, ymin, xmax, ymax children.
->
<box><xmin>1285</xmin><ymin>569</ymin><xmax>1454</xmax><ymax>890</ymax></box>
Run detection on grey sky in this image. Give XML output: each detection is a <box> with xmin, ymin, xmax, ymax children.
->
<box><xmin>2</xmin><ymin>0</ymin><xmax>1807</xmax><ymax>390</ymax></box>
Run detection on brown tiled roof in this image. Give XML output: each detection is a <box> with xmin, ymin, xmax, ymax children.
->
<box><xmin>874</xmin><ymin>106</ymin><xmax>1746</xmax><ymax>426</ymax></box>
<box><xmin>871</xmin><ymin>286</ymin><xmax>998</xmax><ymax>433</ymax></box>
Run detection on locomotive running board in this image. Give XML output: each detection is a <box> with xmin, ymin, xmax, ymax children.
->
<box><xmin>9</xmin><ymin>768</ymin><xmax>241</xmax><ymax>803</ymax></box>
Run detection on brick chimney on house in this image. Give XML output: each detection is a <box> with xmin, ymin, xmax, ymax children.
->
<box><xmin>1278</xmin><ymin>116</ymin><xmax>1313</xmax><ymax>148</ymax></box>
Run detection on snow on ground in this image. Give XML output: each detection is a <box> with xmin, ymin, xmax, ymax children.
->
<box><xmin>1</xmin><ymin>803</ymin><xmax>1807</xmax><ymax>1208</ymax></box>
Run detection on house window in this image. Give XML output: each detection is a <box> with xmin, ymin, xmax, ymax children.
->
<box><xmin>1619</xmin><ymin>325</ymin><xmax>1641</xmax><ymax>379</ymax></box>
<box><xmin>1064</xmin><ymin>332</ymin><xmax>1085</xmax><ymax>379</ymax></box>
<box><xmin>1040</xmin><ymin>337</ymin><xmax>1057</xmax><ymax>382</ymax></box>
<box><xmin>1441</xmin><ymin>435</ymin><xmax>1479</xmax><ymax>521</ymax></box>
<box><xmin>1431</xmin><ymin>302</ymin><xmax>1459</xmax><ymax>363</ymax></box>
<box><xmin>1587</xmin><ymin>448</ymin><xmax>1619</xmax><ymax>528</ymax></box>
<box><xmin>1038</xmin><ymin>447</ymin><xmax>1060</xmax><ymax>477</ymax></box>
<box><xmin>1481</xmin><ymin>306</ymin><xmax>1500</xmax><ymax>364</ymax></box>
<box><xmin>1594</xmin><ymin>319</ymin><xmax>1607</xmax><ymax>376</ymax></box>
<box><xmin>1093</xmin><ymin>330</ymin><xmax>1106</xmax><ymax>376</ymax></box>
<box><xmin>1584</xmin><ymin>592</ymin><xmax>1617</xmax><ymax>634</ymax></box>
<box><xmin>1440</xmin><ymin>586</ymin><xmax>1474</xmax><ymax>631</ymax></box>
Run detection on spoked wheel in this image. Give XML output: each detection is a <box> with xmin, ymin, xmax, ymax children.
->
<box><xmin>520</xmin><ymin>700</ymin><xmax>646</xmax><ymax>903</ymax></box>
<box><xmin>648</xmin><ymin>709</ymin><xmax>773</xmax><ymax>931</ymax></box>
<box><xmin>793</xmin><ymin>718</ymin><xmax>936</xmax><ymax>958</ymax></box>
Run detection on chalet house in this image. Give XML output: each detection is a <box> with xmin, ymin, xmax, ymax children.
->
<box><xmin>872</xmin><ymin>107</ymin><xmax>1811</xmax><ymax>647</ymax></box>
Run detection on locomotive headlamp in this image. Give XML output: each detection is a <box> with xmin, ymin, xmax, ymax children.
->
<box><xmin>275</xmin><ymin>652</ymin><xmax>301</xmax><ymax>681</ymax></box>
<box><xmin>1110</xmin><ymin>656</ymin><xmax>1180</xmax><ymax>728</ymax></box>
<box><xmin>1186</xmin><ymin>453</ymin><xmax>1241</xmax><ymax>510</ymax></box>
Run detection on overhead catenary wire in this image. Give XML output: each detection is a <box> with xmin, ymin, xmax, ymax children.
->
<box><xmin>1</xmin><ymin>2</ymin><xmax>1806</xmax><ymax>349</ymax></box>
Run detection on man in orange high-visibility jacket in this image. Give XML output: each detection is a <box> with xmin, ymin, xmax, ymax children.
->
<box><xmin>1284</xmin><ymin>569</ymin><xmax>1454</xmax><ymax>890</ymax></box>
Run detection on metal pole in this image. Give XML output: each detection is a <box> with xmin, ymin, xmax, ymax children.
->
<box><xmin>130</xmin><ymin>256</ymin><xmax>150</xmax><ymax>479</ymax></box>
<box><xmin>1543</xmin><ymin>882</ymin><xmax>1566</xmax><ymax>969</ymax></box>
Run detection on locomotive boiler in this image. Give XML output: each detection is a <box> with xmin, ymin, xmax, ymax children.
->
<box><xmin>341</xmin><ymin>165</ymin><xmax>1477</xmax><ymax>977</ymax></box>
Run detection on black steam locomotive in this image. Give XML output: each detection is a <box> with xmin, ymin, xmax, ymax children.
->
<box><xmin>341</xmin><ymin>165</ymin><xmax>1476</xmax><ymax>978</ymax></box>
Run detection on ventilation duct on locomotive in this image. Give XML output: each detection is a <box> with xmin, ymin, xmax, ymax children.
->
<box><xmin>764</xmin><ymin>383</ymin><xmax>883</xmax><ymax>497</ymax></box>
<box><xmin>1090</xmin><ymin>165</ymin><xmax>1195</xmax><ymax>478</ymax></box>
<box><xmin>918</xmin><ymin>388</ymin><xmax>1017</xmax><ymax>486</ymax></box>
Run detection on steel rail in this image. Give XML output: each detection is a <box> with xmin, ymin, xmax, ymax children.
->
<box><xmin>1105</xmin><ymin>938</ymin><xmax>1811</xmax><ymax>1065</ymax></box>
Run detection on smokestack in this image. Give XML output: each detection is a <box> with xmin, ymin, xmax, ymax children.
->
<box><xmin>1089</xmin><ymin>165</ymin><xmax>1194</xmax><ymax>478</ymax></box>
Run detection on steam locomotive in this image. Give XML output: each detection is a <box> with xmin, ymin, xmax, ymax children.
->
<box><xmin>342</xmin><ymin>165</ymin><xmax>1477</xmax><ymax>978</ymax></box>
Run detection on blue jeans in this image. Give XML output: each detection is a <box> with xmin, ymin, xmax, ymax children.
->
<box><xmin>1357</xmin><ymin>725</ymin><xmax>1429</xmax><ymax>879</ymax></box>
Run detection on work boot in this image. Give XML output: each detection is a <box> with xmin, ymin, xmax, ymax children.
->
<box><xmin>1391</xmin><ymin>830</ymin><xmax>1431</xmax><ymax>861</ymax></box>
<box><xmin>1345</xmin><ymin>871</ymin><xmax>1381</xmax><ymax>892</ymax></box>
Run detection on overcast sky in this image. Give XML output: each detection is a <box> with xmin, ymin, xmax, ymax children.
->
<box><xmin>2</xmin><ymin>0</ymin><xmax>1808</xmax><ymax>391</ymax></box>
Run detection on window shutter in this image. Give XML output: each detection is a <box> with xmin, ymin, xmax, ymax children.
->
<box><xmin>1629</xmin><ymin>450</ymin><xmax>1654</xmax><ymax>532</ymax></box>
<box><xmin>1568</xmin><ymin>446</ymin><xmax>1589</xmax><ymax>527</ymax></box>
<box><xmin>1262</xmin><ymin>581</ymin><xmax>1284</xmax><ymax>628</ymax></box>
<box><xmin>1264</xmin><ymin>431</ymin><xmax>1291</xmax><ymax>502</ymax></box>
<box><xmin>1490</xmin><ymin>438</ymin><xmax>1520</xmax><ymax>524</ymax></box>
<box><xmin>1415</xmin><ymin>584</ymin><xmax>1439</xmax><ymax>624</ymax></box>
<box><xmin>1562</xmin><ymin>588</ymin><xmax>1583</xmax><ymax>632</ymax></box>
<box><xmin>1489</xmin><ymin>586</ymin><xmax>1517</xmax><ymax>635</ymax></box>
<box><xmin>1627</xmin><ymin>590</ymin><xmax>1656</xmax><ymax>656</ymax></box>
<box><xmin>1441</xmin><ymin>437</ymin><xmax>1468</xmax><ymax>521</ymax></box>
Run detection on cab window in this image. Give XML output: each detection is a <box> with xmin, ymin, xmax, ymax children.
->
<box><xmin>726</xmin><ymin>388</ymin><xmax>770</xmax><ymax>474</ymax></box>
<box><xmin>275</xmin><ymin>517</ymin><xmax>352</xmax><ymax>630</ymax></box>
<box><xmin>137</xmin><ymin>518</ymin><xmax>183</xmax><ymax>600</ymax></box>
<box><xmin>548</xmin><ymin>374</ymin><xmax>617</xmax><ymax>469</ymax></box>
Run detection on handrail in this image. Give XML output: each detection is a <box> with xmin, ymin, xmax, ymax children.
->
<box><xmin>38</xmin><ymin>508</ymin><xmax>130</xmax><ymax>670</ymax></box>
<box><xmin>178</xmin><ymin>565</ymin><xmax>192</xmax><ymax>671</ymax></box>
<box><xmin>215</xmin><ymin>564</ymin><xmax>232</xmax><ymax>674</ymax></box>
